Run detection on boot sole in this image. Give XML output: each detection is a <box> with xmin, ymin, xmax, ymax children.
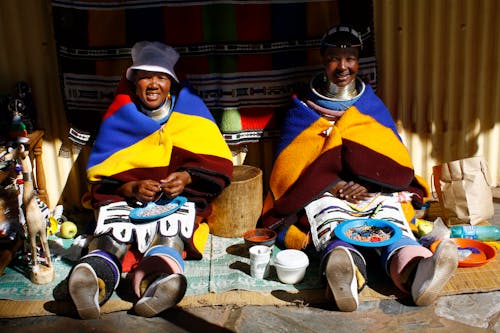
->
<box><xmin>325</xmin><ymin>247</ymin><xmax>358</xmax><ymax>312</ymax></box>
<box><xmin>68</xmin><ymin>263</ymin><xmax>100</xmax><ymax>319</ymax></box>
<box><xmin>412</xmin><ymin>240</ymin><xmax>458</xmax><ymax>306</ymax></box>
<box><xmin>134</xmin><ymin>273</ymin><xmax>187</xmax><ymax>317</ymax></box>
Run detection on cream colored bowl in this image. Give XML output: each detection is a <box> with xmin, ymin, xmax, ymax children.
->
<box><xmin>273</xmin><ymin>249</ymin><xmax>309</xmax><ymax>284</ymax></box>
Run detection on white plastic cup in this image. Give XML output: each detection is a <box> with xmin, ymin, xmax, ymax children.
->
<box><xmin>249</xmin><ymin>245</ymin><xmax>271</xmax><ymax>279</ymax></box>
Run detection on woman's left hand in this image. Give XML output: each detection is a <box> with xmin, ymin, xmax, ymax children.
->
<box><xmin>336</xmin><ymin>181</ymin><xmax>374</xmax><ymax>203</ymax></box>
<box><xmin>159</xmin><ymin>171</ymin><xmax>192</xmax><ymax>198</ymax></box>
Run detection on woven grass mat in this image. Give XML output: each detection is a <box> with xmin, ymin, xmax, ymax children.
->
<box><xmin>1</xmin><ymin>240</ymin><xmax>499</xmax><ymax>318</ymax></box>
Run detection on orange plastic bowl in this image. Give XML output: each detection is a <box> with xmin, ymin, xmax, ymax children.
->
<box><xmin>430</xmin><ymin>238</ymin><xmax>497</xmax><ymax>267</ymax></box>
<box><xmin>243</xmin><ymin>228</ymin><xmax>277</xmax><ymax>248</ymax></box>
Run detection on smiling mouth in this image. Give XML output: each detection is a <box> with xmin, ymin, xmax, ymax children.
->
<box><xmin>146</xmin><ymin>93</ymin><xmax>160</xmax><ymax>100</ymax></box>
<box><xmin>333</xmin><ymin>72</ymin><xmax>354</xmax><ymax>84</ymax></box>
<box><xmin>335</xmin><ymin>72</ymin><xmax>350</xmax><ymax>80</ymax></box>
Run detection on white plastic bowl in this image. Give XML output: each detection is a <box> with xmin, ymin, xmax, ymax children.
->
<box><xmin>273</xmin><ymin>249</ymin><xmax>309</xmax><ymax>284</ymax></box>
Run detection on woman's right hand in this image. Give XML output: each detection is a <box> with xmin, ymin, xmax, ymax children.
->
<box><xmin>118</xmin><ymin>180</ymin><xmax>161</xmax><ymax>203</ymax></box>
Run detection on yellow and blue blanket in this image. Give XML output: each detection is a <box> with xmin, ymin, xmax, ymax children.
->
<box><xmin>261</xmin><ymin>84</ymin><xmax>429</xmax><ymax>239</ymax></box>
<box><xmin>87</xmin><ymin>79</ymin><xmax>233</xmax><ymax>216</ymax></box>
<box><xmin>86</xmin><ymin>80</ymin><xmax>233</xmax><ymax>259</ymax></box>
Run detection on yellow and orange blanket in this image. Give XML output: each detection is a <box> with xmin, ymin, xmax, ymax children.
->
<box><xmin>261</xmin><ymin>85</ymin><xmax>429</xmax><ymax>247</ymax></box>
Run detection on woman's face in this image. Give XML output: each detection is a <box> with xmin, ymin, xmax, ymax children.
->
<box><xmin>133</xmin><ymin>70</ymin><xmax>172</xmax><ymax>109</ymax></box>
<box><xmin>322</xmin><ymin>47</ymin><xmax>360</xmax><ymax>87</ymax></box>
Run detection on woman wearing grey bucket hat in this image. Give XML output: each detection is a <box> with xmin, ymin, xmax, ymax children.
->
<box><xmin>62</xmin><ymin>41</ymin><xmax>233</xmax><ymax>319</ymax></box>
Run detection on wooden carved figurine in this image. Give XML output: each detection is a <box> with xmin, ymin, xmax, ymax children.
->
<box><xmin>16</xmin><ymin>145</ymin><xmax>54</xmax><ymax>284</ymax></box>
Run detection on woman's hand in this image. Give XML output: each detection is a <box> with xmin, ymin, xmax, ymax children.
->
<box><xmin>118</xmin><ymin>179</ymin><xmax>161</xmax><ymax>203</ymax></box>
<box><xmin>329</xmin><ymin>180</ymin><xmax>374</xmax><ymax>203</ymax></box>
<box><xmin>160</xmin><ymin>171</ymin><xmax>192</xmax><ymax>198</ymax></box>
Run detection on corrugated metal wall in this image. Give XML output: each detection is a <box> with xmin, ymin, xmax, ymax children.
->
<box><xmin>374</xmin><ymin>0</ymin><xmax>500</xmax><ymax>187</ymax></box>
<box><xmin>1</xmin><ymin>0</ymin><xmax>499</xmax><ymax>210</ymax></box>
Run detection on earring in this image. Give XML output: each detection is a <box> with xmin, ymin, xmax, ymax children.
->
<box><xmin>323</xmin><ymin>73</ymin><xmax>328</xmax><ymax>83</ymax></box>
<box><xmin>167</xmin><ymin>92</ymin><xmax>171</xmax><ymax>100</ymax></box>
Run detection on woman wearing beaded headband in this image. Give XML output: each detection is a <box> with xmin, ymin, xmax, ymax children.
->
<box><xmin>260</xmin><ymin>25</ymin><xmax>458</xmax><ymax>312</ymax></box>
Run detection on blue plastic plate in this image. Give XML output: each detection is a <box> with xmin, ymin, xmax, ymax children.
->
<box><xmin>334</xmin><ymin>218</ymin><xmax>402</xmax><ymax>247</ymax></box>
<box><xmin>129</xmin><ymin>196</ymin><xmax>187</xmax><ymax>222</ymax></box>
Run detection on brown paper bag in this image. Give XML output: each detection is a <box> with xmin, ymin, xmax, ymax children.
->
<box><xmin>432</xmin><ymin>156</ymin><xmax>494</xmax><ymax>226</ymax></box>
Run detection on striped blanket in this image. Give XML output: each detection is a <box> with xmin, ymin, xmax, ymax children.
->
<box><xmin>304</xmin><ymin>193</ymin><xmax>416</xmax><ymax>252</ymax></box>
<box><xmin>260</xmin><ymin>84</ymin><xmax>429</xmax><ymax>248</ymax></box>
<box><xmin>51</xmin><ymin>0</ymin><xmax>376</xmax><ymax>145</ymax></box>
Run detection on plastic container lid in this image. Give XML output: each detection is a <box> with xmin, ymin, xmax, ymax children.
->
<box><xmin>274</xmin><ymin>249</ymin><xmax>309</xmax><ymax>269</ymax></box>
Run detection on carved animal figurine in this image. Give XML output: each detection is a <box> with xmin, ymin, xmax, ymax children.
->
<box><xmin>15</xmin><ymin>145</ymin><xmax>54</xmax><ymax>284</ymax></box>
